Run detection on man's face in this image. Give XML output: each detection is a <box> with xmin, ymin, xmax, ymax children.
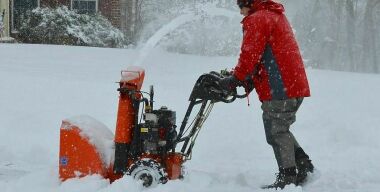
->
<box><xmin>240</xmin><ymin>7</ymin><xmax>251</xmax><ymax>16</ymax></box>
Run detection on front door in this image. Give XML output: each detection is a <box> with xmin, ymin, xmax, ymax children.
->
<box><xmin>13</xmin><ymin>0</ymin><xmax>38</xmax><ymax>31</ymax></box>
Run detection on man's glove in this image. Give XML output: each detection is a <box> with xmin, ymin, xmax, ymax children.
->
<box><xmin>243</xmin><ymin>75</ymin><xmax>255</xmax><ymax>94</ymax></box>
<box><xmin>219</xmin><ymin>75</ymin><xmax>242</xmax><ymax>92</ymax></box>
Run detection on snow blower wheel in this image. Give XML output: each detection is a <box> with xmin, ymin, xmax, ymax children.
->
<box><xmin>128</xmin><ymin>159</ymin><xmax>168</xmax><ymax>187</ymax></box>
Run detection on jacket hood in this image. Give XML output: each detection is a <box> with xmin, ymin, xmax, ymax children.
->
<box><xmin>249</xmin><ymin>0</ymin><xmax>285</xmax><ymax>15</ymax></box>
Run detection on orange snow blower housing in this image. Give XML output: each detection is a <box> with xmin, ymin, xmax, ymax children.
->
<box><xmin>59</xmin><ymin>67</ymin><xmax>245</xmax><ymax>187</ymax></box>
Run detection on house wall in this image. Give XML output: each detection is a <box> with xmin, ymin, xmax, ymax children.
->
<box><xmin>99</xmin><ymin>0</ymin><xmax>122</xmax><ymax>30</ymax></box>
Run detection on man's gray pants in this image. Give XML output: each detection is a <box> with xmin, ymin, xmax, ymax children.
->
<box><xmin>261</xmin><ymin>98</ymin><xmax>303</xmax><ymax>169</ymax></box>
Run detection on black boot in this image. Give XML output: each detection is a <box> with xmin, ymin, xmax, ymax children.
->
<box><xmin>262</xmin><ymin>167</ymin><xmax>298</xmax><ymax>189</ymax></box>
<box><xmin>295</xmin><ymin>148</ymin><xmax>314</xmax><ymax>184</ymax></box>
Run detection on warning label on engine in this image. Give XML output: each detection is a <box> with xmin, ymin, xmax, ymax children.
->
<box><xmin>141</xmin><ymin>128</ymin><xmax>148</xmax><ymax>132</ymax></box>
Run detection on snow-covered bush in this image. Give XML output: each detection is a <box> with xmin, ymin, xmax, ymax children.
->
<box><xmin>19</xmin><ymin>6</ymin><xmax>126</xmax><ymax>48</ymax></box>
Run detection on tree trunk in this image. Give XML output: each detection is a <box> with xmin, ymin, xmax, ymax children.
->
<box><xmin>310</xmin><ymin>0</ymin><xmax>322</xmax><ymax>69</ymax></box>
<box><xmin>373</xmin><ymin>1</ymin><xmax>380</xmax><ymax>73</ymax></box>
<box><xmin>124</xmin><ymin>0</ymin><xmax>140</xmax><ymax>44</ymax></box>
<box><xmin>345</xmin><ymin>0</ymin><xmax>356</xmax><ymax>71</ymax></box>
<box><xmin>334</xmin><ymin>0</ymin><xmax>344</xmax><ymax>71</ymax></box>
<box><xmin>362</xmin><ymin>0</ymin><xmax>380</xmax><ymax>73</ymax></box>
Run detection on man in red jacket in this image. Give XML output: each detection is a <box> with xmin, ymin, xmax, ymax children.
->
<box><xmin>219</xmin><ymin>0</ymin><xmax>314</xmax><ymax>189</ymax></box>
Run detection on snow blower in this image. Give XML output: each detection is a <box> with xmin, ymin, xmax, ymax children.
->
<box><xmin>59</xmin><ymin>66</ymin><xmax>246</xmax><ymax>187</ymax></box>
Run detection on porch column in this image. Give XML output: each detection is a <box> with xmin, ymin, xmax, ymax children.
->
<box><xmin>0</xmin><ymin>0</ymin><xmax>10</xmax><ymax>38</ymax></box>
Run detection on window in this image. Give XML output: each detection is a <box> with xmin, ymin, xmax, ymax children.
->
<box><xmin>12</xmin><ymin>0</ymin><xmax>39</xmax><ymax>31</ymax></box>
<box><xmin>72</xmin><ymin>0</ymin><xmax>97</xmax><ymax>14</ymax></box>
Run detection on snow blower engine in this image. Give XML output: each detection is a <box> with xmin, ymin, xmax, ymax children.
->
<box><xmin>59</xmin><ymin>66</ymin><xmax>246</xmax><ymax>187</ymax></box>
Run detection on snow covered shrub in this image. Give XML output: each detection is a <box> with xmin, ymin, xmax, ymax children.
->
<box><xmin>19</xmin><ymin>6</ymin><xmax>125</xmax><ymax>48</ymax></box>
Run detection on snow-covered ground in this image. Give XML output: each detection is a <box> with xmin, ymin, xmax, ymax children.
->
<box><xmin>0</xmin><ymin>44</ymin><xmax>380</xmax><ymax>192</ymax></box>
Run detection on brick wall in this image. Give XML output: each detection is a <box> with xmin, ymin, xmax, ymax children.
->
<box><xmin>99</xmin><ymin>0</ymin><xmax>121</xmax><ymax>29</ymax></box>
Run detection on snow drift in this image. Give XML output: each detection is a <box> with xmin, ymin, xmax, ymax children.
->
<box><xmin>0</xmin><ymin>44</ymin><xmax>380</xmax><ymax>192</ymax></box>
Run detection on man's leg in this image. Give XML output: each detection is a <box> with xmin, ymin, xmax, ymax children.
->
<box><xmin>261</xmin><ymin>98</ymin><xmax>303</xmax><ymax>169</ymax></box>
<box><xmin>260</xmin><ymin>98</ymin><xmax>304</xmax><ymax>189</ymax></box>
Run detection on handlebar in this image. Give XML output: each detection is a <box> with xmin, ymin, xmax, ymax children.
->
<box><xmin>189</xmin><ymin>71</ymin><xmax>247</xmax><ymax>103</ymax></box>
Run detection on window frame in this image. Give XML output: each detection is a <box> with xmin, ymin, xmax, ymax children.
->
<box><xmin>71</xmin><ymin>0</ymin><xmax>98</xmax><ymax>14</ymax></box>
<box><xmin>11</xmin><ymin>0</ymin><xmax>40</xmax><ymax>32</ymax></box>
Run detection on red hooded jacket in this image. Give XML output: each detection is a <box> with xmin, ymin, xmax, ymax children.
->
<box><xmin>233</xmin><ymin>0</ymin><xmax>310</xmax><ymax>101</ymax></box>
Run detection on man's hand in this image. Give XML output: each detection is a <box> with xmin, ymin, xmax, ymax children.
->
<box><xmin>219</xmin><ymin>75</ymin><xmax>241</xmax><ymax>92</ymax></box>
